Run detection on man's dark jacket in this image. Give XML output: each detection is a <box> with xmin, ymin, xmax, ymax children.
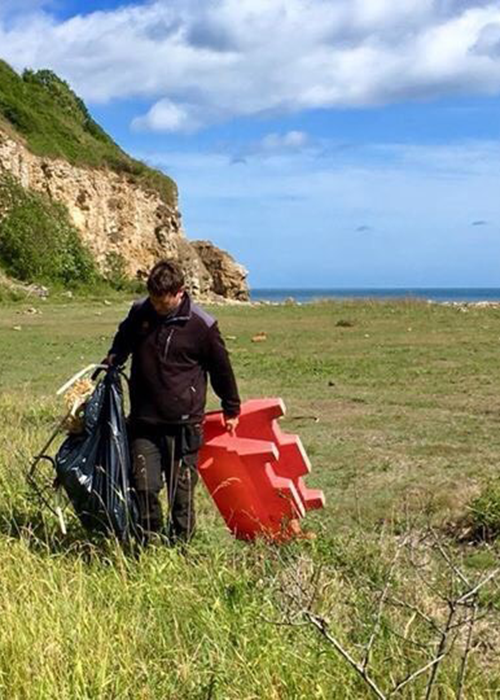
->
<box><xmin>109</xmin><ymin>293</ymin><xmax>240</xmax><ymax>426</ymax></box>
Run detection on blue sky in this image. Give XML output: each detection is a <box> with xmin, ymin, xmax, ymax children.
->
<box><xmin>1</xmin><ymin>1</ymin><xmax>500</xmax><ymax>287</ymax></box>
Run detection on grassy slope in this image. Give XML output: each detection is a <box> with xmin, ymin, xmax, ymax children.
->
<box><xmin>1</xmin><ymin>298</ymin><xmax>500</xmax><ymax>697</ymax></box>
<box><xmin>0</xmin><ymin>60</ymin><xmax>176</xmax><ymax>206</ymax></box>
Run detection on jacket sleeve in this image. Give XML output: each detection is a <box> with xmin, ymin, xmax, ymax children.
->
<box><xmin>107</xmin><ymin>301</ymin><xmax>142</xmax><ymax>365</ymax></box>
<box><xmin>204</xmin><ymin>323</ymin><xmax>241</xmax><ymax>417</ymax></box>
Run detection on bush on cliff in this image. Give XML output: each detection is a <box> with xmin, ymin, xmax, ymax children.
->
<box><xmin>0</xmin><ymin>174</ymin><xmax>96</xmax><ymax>285</ymax></box>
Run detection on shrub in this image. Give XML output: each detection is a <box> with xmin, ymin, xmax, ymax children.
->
<box><xmin>468</xmin><ymin>479</ymin><xmax>500</xmax><ymax>539</ymax></box>
<box><xmin>0</xmin><ymin>174</ymin><xmax>97</xmax><ymax>285</ymax></box>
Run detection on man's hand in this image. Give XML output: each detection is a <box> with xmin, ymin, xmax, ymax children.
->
<box><xmin>223</xmin><ymin>415</ymin><xmax>239</xmax><ymax>434</ymax></box>
<box><xmin>104</xmin><ymin>354</ymin><xmax>117</xmax><ymax>367</ymax></box>
<box><xmin>92</xmin><ymin>354</ymin><xmax>117</xmax><ymax>380</ymax></box>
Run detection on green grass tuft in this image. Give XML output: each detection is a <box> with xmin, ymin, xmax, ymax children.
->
<box><xmin>468</xmin><ymin>479</ymin><xmax>500</xmax><ymax>540</ymax></box>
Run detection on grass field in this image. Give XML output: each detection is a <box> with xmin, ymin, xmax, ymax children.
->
<box><xmin>1</xmin><ymin>294</ymin><xmax>500</xmax><ymax>698</ymax></box>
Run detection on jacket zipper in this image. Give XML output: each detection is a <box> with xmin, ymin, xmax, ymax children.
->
<box><xmin>163</xmin><ymin>328</ymin><xmax>175</xmax><ymax>360</ymax></box>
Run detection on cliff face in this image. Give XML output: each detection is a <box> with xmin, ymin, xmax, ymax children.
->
<box><xmin>0</xmin><ymin>131</ymin><xmax>209</xmax><ymax>294</ymax></box>
<box><xmin>192</xmin><ymin>240</ymin><xmax>249</xmax><ymax>301</ymax></box>
<box><xmin>0</xmin><ymin>130</ymin><xmax>249</xmax><ymax>299</ymax></box>
<box><xmin>0</xmin><ymin>60</ymin><xmax>249</xmax><ymax>299</ymax></box>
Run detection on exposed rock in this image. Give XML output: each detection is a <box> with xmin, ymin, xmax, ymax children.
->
<box><xmin>0</xmin><ymin>131</ymin><xmax>241</xmax><ymax>299</ymax></box>
<box><xmin>0</xmin><ymin>268</ymin><xmax>49</xmax><ymax>298</ymax></box>
<box><xmin>191</xmin><ymin>239</ymin><xmax>249</xmax><ymax>301</ymax></box>
<box><xmin>174</xmin><ymin>237</ymin><xmax>212</xmax><ymax>299</ymax></box>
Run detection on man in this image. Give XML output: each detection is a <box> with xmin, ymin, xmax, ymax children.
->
<box><xmin>106</xmin><ymin>259</ymin><xmax>240</xmax><ymax>544</ymax></box>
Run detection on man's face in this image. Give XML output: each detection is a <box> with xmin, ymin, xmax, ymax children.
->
<box><xmin>149</xmin><ymin>289</ymin><xmax>184</xmax><ymax>316</ymax></box>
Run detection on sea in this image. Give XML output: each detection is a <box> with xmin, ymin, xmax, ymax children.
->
<box><xmin>249</xmin><ymin>288</ymin><xmax>500</xmax><ymax>304</ymax></box>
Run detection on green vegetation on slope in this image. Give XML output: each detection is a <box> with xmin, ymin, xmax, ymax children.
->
<box><xmin>0</xmin><ymin>173</ymin><xmax>97</xmax><ymax>285</ymax></box>
<box><xmin>0</xmin><ymin>60</ymin><xmax>176</xmax><ymax>205</ymax></box>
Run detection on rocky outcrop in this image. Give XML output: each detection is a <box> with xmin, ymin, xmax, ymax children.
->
<box><xmin>0</xmin><ymin>131</ymin><xmax>247</xmax><ymax>299</ymax></box>
<box><xmin>192</xmin><ymin>240</ymin><xmax>249</xmax><ymax>301</ymax></box>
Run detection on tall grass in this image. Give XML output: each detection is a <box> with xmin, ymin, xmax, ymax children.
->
<box><xmin>1</xmin><ymin>298</ymin><xmax>500</xmax><ymax>697</ymax></box>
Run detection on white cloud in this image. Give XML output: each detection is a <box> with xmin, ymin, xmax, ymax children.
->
<box><xmin>1</xmin><ymin>0</ymin><xmax>500</xmax><ymax>130</ymax></box>
<box><xmin>222</xmin><ymin>130</ymin><xmax>314</xmax><ymax>163</ymax></box>
<box><xmin>132</xmin><ymin>98</ymin><xmax>201</xmax><ymax>132</ymax></box>
<box><xmin>473</xmin><ymin>21</ymin><xmax>500</xmax><ymax>55</ymax></box>
<box><xmin>255</xmin><ymin>131</ymin><xmax>311</xmax><ymax>154</ymax></box>
<box><xmin>272</xmin><ymin>131</ymin><xmax>309</xmax><ymax>148</ymax></box>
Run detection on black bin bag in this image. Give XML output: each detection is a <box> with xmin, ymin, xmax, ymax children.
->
<box><xmin>55</xmin><ymin>368</ymin><xmax>138</xmax><ymax>539</ymax></box>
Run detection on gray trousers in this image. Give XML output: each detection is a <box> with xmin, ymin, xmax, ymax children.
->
<box><xmin>130</xmin><ymin>424</ymin><xmax>201</xmax><ymax>543</ymax></box>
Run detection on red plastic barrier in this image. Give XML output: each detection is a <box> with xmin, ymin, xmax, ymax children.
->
<box><xmin>199</xmin><ymin>398</ymin><xmax>325</xmax><ymax>541</ymax></box>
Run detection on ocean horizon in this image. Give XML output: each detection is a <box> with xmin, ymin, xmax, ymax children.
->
<box><xmin>249</xmin><ymin>288</ymin><xmax>500</xmax><ymax>303</ymax></box>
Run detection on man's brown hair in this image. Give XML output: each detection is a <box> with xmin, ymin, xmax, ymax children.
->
<box><xmin>147</xmin><ymin>260</ymin><xmax>185</xmax><ymax>296</ymax></box>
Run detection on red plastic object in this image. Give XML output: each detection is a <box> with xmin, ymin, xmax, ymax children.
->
<box><xmin>199</xmin><ymin>398</ymin><xmax>325</xmax><ymax>541</ymax></box>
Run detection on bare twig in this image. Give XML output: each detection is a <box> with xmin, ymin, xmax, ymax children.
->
<box><xmin>457</xmin><ymin>568</ymin><xmax>500</xmax><ymax>605</ymax></box>
<box><xmin>405</xmin><ymin>543</ymin><xmax>451</xmax><ymax>603</ymax></box>
<box><xmin>382</xmin><ymin>619</ymin><xmax>438</xmax><ymax>653</ymax></box>
<box><xmin>268</xmin><ymin>528</ymin><xmax>500</xmax><ymax>700</ymax></box>
<box><xmin>259</xmin><ymin>614</ymin><xmax>309</xmax><ymax>628</ymax></box>
<box><xmin>388</xmin><ymin>653</ymin><xmax>446</xmax><ymax>697</ymax></box>
<box><xmin>304</xmin><ymin>612</ymin><xmax>387</xmax><ymax>700</ymax></box>
<box><xmin>429</xmin><ymin>528</ymin><xmax>471</xmax><ymax>587</ymax></box>
<box><xmin>424</xmin><ymin>602</ymin><xmax>456</xmax><ymax>700</ymax></box>
<box><xmin>457</xmin><ymin>599</ymin><xmax>478</xmax><ymax>700</ymax></box>
<box><xmin>386</xmin><ymin>594</ymin><xmax>442</xmax><ymax>634</ymax></box>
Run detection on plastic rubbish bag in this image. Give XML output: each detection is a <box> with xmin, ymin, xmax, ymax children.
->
<box><xmin>55</xmin><ymin>368</ymin><xmax>138</xmax><ymax>539</ymax></box>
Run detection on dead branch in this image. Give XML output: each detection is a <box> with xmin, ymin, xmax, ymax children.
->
<box><xmin>429</xmin><ymin>528</ymin><xmax>471</xmax><ymax>587</ymax></box>
<box><xmin>267</xmin><ymin>528</ymin><xmax>500</xmax><ymax>699</ymax></box>
<box><xmin>457</xmin><ymin>567</ymin><xmax>500</xmax><ymax>605</ymax></box>
<box><xmin>304</xmin><ymin>611</ymin><xmax>387</xmax><ymax>700</ymax></box>
<box><xmin>424</xmin><ymin>602</ymin><xmax>456</xmax><ymax>700</ymax></box>
<box><xmin>388</xmin><ymin>653</ymin><xmax>446</xmax><ymax>697</ymax></box>
<box><xmin>456</xmin><ymin>598</ymin><xmax>478</xmax><ymax>700</ymax></box>
<box><xmin>385</xmin><ymin>594</ymin><xmax>442</xmax><ymax>634</ymax></box>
